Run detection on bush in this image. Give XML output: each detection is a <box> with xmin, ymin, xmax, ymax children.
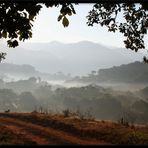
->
<box><xmin>62</xmin><ymin>109</ymin><xmax>71</xmax><ymax>117</ymax></box>
<box><xmin>118</xmin><ymin>117</ymin><xmax>129</xmax><ymax>127</ymax></box>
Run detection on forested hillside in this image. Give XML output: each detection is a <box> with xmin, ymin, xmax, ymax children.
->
<box><xmin>69</xmin><ymin>61</ymin><xmax>148</xmax><ymax>84</ymax></box>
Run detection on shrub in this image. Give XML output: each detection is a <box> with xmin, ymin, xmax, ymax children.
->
<box><xmin>118</xmin><ymin>117</ymin><xmax>129</xmax><ymax>127</ymax></box>
<box><xmin>62</xmin><ymin>109</ymin><xmax>71</xmax><ymax>117</ymax></box>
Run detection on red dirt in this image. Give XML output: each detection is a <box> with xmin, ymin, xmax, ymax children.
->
<box><xmin>0</xmin><ymin>116</ymin><xmax>107</xmax><ymax>145</ymax></box>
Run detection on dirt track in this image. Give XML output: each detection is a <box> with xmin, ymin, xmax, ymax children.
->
<box><xmin>0</xmin><ymin>116</ymin><xmax>106</xmax><ymax>145</ymax></box>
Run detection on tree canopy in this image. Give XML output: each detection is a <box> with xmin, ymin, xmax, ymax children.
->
<box><xmin>0</xmin><ymin>2</ymin><xmax>148</xmax><ymax>62</ymax></box>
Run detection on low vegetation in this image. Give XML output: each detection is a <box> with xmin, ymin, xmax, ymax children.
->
<box><xmin>0</xmin><ymin>125</ymin><xmax>35</xmax><ymax>145</ymax></box>
<box><xmin>0</xmin><ymin>112</ymin><xmax>148</xmax><ymax>145</ymax></box>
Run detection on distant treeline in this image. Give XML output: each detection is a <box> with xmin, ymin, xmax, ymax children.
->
<box><xmin>67</xmin><ymin>61</ymin><xmax>148</xmax><ymax>84</ymax></box>
<box><xmin>0</xmin><ymin>77</ymin><xmax>148</xmax><ymax>124</ymax></box>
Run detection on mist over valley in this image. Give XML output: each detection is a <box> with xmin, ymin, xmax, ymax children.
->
<box><xmin>0</xmin><ymin>41</ymin><xmax>148</xmax><ymax>124</ymax></box>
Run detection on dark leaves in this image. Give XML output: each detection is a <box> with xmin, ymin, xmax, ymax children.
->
<box><xmin>143</xmin><ymin>56</ymin><xmax>148</xmax><ymax>63</ymax></box>
<box><xmin>57</xmin><ymin>4</ymin><xmax>76</xmax><ymax>27</ymax></box>
<box><xmin>7</xmin><ymin>40</ymin><xmax>18</xmax><ymax>48</ymax></box>
<box><xmin>0</xmin><ymin>3</ymin><xmax>76</xmax><ymax>50</ymax></box>
<box><xmin>0</xmin><ymin>3</ymin><xmax>42</xmax><ymax>48</ymax></box>
<box><xmin>0</xmin><ymin>2</ymin><xmax>148</xmax><ymax>63</ymax></box>
<box><xmin>58</xmin><ymin>15</ymin><xmax>63</xmax><ymax>21</ymax></box>
<box><xmin>0</xmin><ymin>52</ymin><xmax>7</xmax><ymax>62</ymax></box>
<box><xmin>2</xmin><ymin>31</ymin><xmax>7</xmax><ymax>38</ymax></box>
<box><xmin>87</xmin><ymin>3</ymin><xmax>148</xmax><ymax>53</ymax></box>
<box><xmin>62</xmin><ymin>16</ymin><xmax>69</xmax><ymax>27</ymax></box>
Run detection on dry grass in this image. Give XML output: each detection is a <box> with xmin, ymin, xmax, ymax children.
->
<box><xmin>0</xmin><ymin>124</ymin><xmax>36</xmax><ymax>145</ymax></box>
<box><xmin>0</xmin><ymin>112</ymin><xmax>148</xmax><ymax>145</ymax></box>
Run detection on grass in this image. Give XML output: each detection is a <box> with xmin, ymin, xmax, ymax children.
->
<box><xmin>0</xmin><ymin>112</ymin><xmax>148</xmax><ymax>145</ymax></box>
<box><xmin>0</xmin><ymin>125</ymin><xmax>36</xmax><ymax>145</ymax></box>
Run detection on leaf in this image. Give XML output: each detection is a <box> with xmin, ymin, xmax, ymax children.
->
<box><xmin>0</xmin><ymin>52</ymin><xmax>6</xmax><ymax>62</ymax></box>
<box><xmin>12</xmin><ymin>40</ymin><xmax>18</xmax><ymax>47</ymax></box>
<box><xmin>68</xmin><ymin>11</ymin><xmax>72</xmax><ymax>16</ymax></box>
<box><xmin>29</xmin><ymin>14</ymin><xmax>34</xmax><ymax>21</ymax></box>
<box><xmin>28</xmin><ymin>31</ymin><xmax>32</xmax><ymax>38</ymax></box>
<box><xmin>60</xmin><ymin>7</ymin><xmax>65</xmax><ymax>14</ymax></box>
<box><xmin>19</xmin><ymin>36</ymin><xmax>22</xmax><ymax>41</ymax></box>
<box><xmin>45</xmin><ymin>3</ymin><xmax>54</xmax><ymax>8</ymax></box>
<box><xmin>66</xmin><ymin>7</ymin><xmax>72</xmax><ymax>14</ymax></box>
<box><xmin>57</xmin><ymin>15</ymin><xmax>63</xmax><ymax>21</ymax></box>
<box><xmin>94</xmin><ymin>4</ymin><xmax>99</xmax><ymax>9</ymax></box>
<box><xmin>2</xmin><ymin>31</ymin><xmax>7</xmax><ymax>38</ymax></box>
<box><xmin>7</xmin><ymin>40</ymin><xmax>18</xmax><ymax>48</ymax></box>
<box><xmin>71</xmin><ymin>7</ymin><xmax>76</xmax><ymax>14</ymax></box>
<box><xmin>62</xmin><ymin>16</ymin><xmax>69</xmax><ymax>27</ymax></box>
<box><xmin>23</xmin><ymin>12</ymin><xmax>27</xmax><ymax>18</ymax></box>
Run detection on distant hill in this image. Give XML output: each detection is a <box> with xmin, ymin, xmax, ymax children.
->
<box><xmin>0</xmin><ymin>63</ymin><xmax>71</xmax><ymax>81</ymax></box>
<box><xmin>2</xmin><ymin>41</ymin><xmax>144</xmax><ymax>76</ymax></box>
<box><xmin>98</xmin><ymin>61</ymin><xmax>148</xmax><ymax>83</ymax></box>
<box><xmin>0</xmin><ymin>63</ymin><xmax>37</xmax><ymax>76</ymax></box>
<box><xmin>68</xmin><ymin>61</ymin><xmax>148</xmax><ymax>84</ymax></box>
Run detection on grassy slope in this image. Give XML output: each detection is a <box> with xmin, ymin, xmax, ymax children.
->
<box><xmin>0</xmin><ymin>112</ymin><xmax>148</xmax><ymax>145</ymax></box>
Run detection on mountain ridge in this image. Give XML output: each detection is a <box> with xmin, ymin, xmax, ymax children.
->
<box><xmin>1</xmin><ymin>41</ymin><xmax>144</xmax><ymax>75</ymax></box>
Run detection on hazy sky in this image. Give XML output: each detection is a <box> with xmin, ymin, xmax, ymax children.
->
<box><xmin>1</xmin><ymin>3</ymin><xmax>148</xmax><ymax>50</ymax></box>
<box><xmin>27</xmin><ymin>4</ymin><xmax>126</xmax><ymax>48</ymax></box>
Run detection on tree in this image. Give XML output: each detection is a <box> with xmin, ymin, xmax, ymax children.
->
<box><xmin>0</xmin><ymin>2</ymin><xmax>148</xmax><ymax>61</ymax></box>
<box><xmin>0</xmin><ymin>3</ymin><xmax>76</xmax><ymax>48</ymax></box>
<box><xmin>19</xmin><ymin>91</ymin><xmax>38</xmax><ymax>111</ymax></box>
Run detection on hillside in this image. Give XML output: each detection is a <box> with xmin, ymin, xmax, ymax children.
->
<box><xmin>69</xmin><ymin>61</ymin><xmax>148</xmax><ymax>84</ymax></box>
<box><xmin>0</xmin><ymin>112</ymin><xmax>148</xmax><ymax>145</ymax></box>
<box><xmin>98</xmin><ymin>61</ymin><xmax>148</xmax><ymax>83</ymax></box>
<box><xmin>0</xmin><ymin>63</ymin><xmax>37</xmax><ymax>76</ymax></box>
<box><xmin>0</xmin><ymin>63</ymin><xmax>72</xmax><ymax>81</ymax></box>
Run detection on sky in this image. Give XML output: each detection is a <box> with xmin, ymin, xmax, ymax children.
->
<box><xmin>1</xmin><ymin>3</ymin><xmax>148</xmax><ymax>50</ymax></box>
<box><xmin>26</xmin><ymin>3</ymin><xmax>126</xmax><ymax>48</ymax></box>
